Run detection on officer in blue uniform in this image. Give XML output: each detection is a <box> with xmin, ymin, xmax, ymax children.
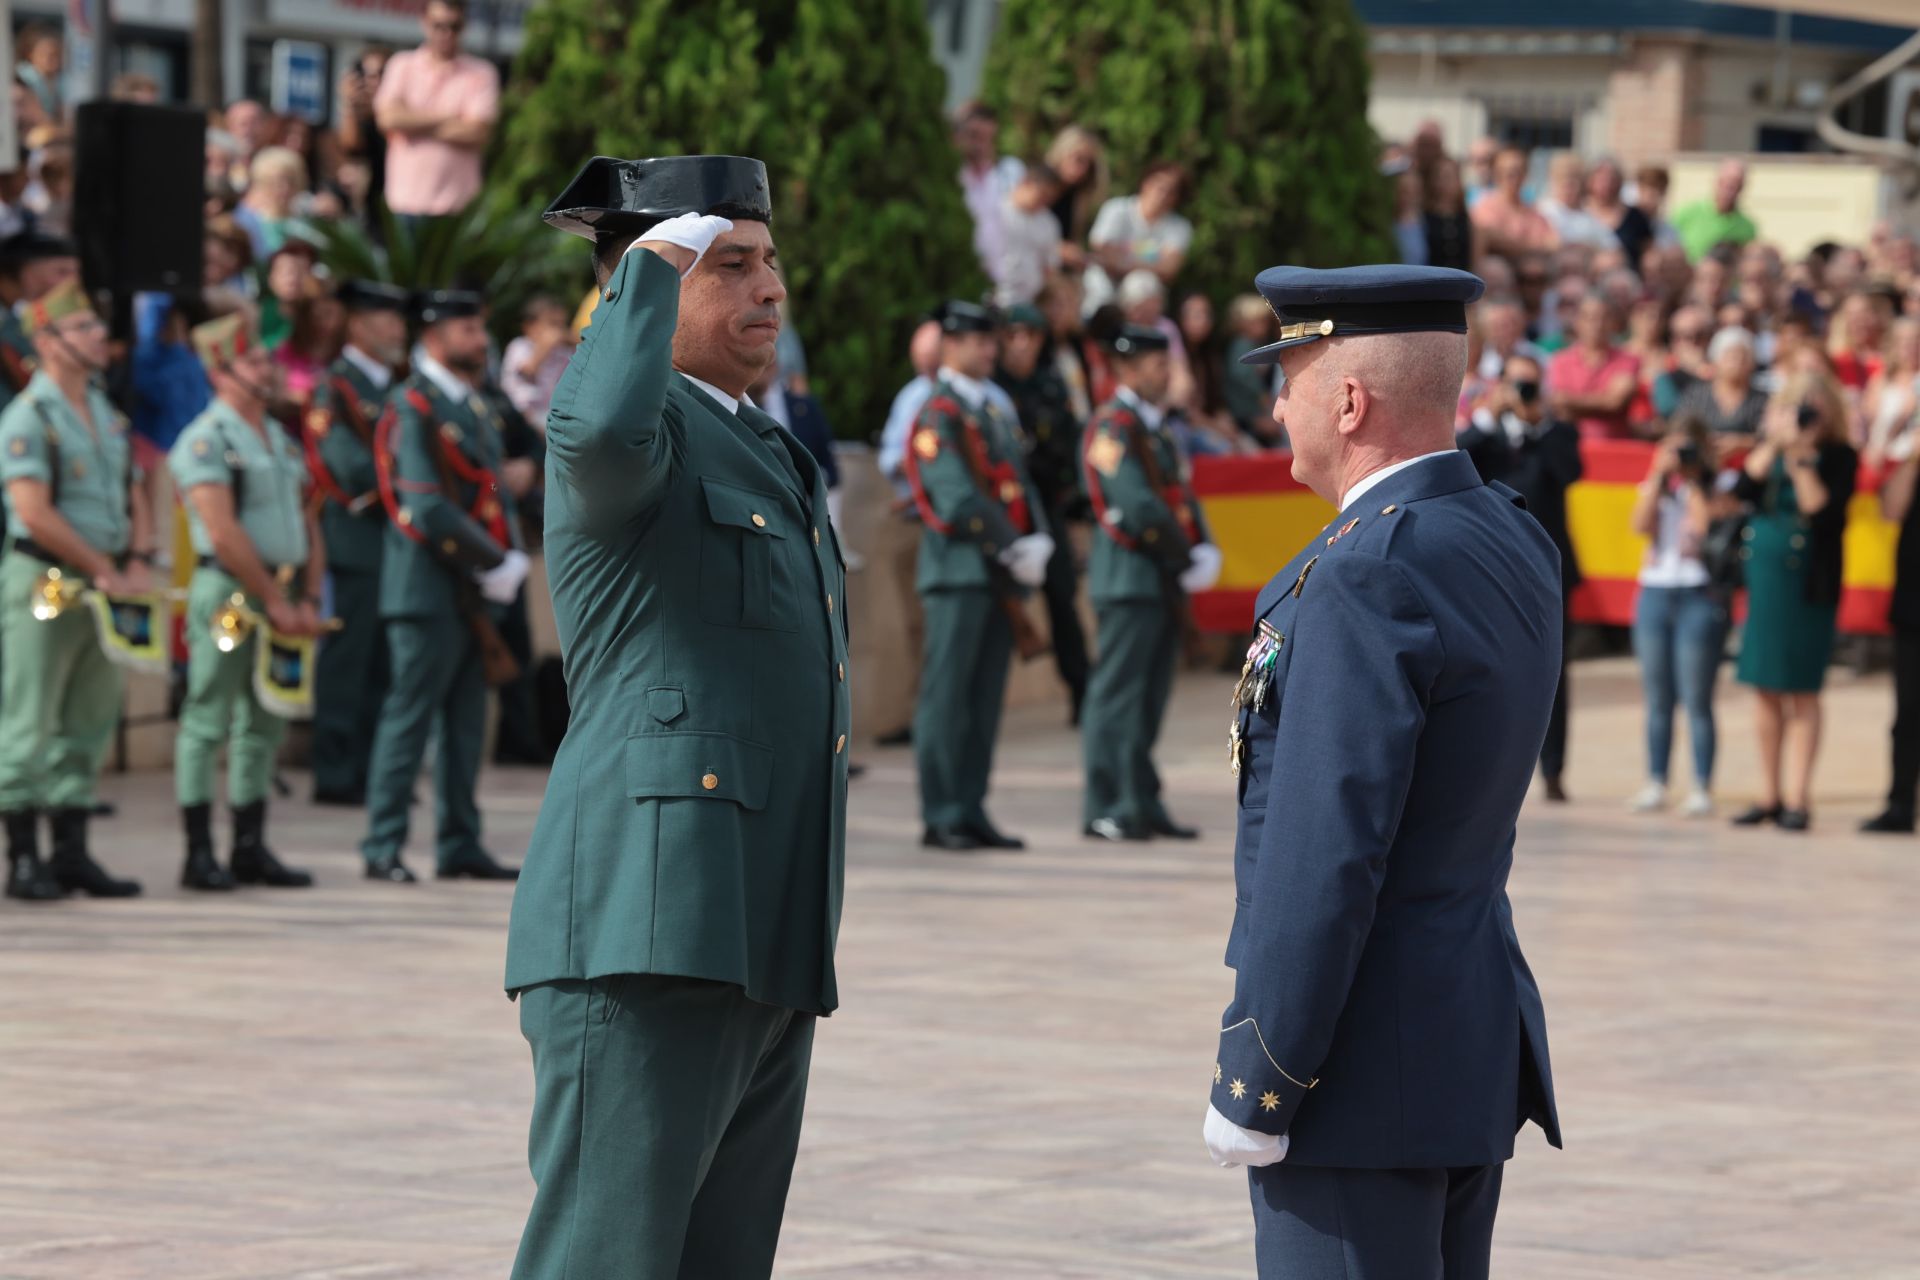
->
<box><xmin>1202</xmin><ymin>265</ymin><xmax>1562</xmax><ymax>1280</ymax></box>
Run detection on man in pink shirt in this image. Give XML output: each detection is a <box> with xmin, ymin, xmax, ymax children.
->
<box><xmin>1470</xmin><ymin>145</ymin><xmax>1558</xmax><ymax>262</ymax></box>
<box><xmin>1548</xmin><ymin>293</ymin><xmax>1643</xmax><ymax>440</ymax></box>
<box><xmin>374</xmin><ymin>0</ymin><xmax>499</xmax><ymax>219</ymax></box>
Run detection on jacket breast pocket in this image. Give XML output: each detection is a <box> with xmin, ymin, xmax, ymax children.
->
<box><xmin>698</xmin><ymin>477</ymin><xmax>797</xmax><ymax>632</ymax></box>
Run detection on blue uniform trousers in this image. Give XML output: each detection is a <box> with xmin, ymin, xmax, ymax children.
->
<box><xmin>1250</xmin><ymin>1162</ymin><xmax>1503</xmax><ymax>1280</ymax></box>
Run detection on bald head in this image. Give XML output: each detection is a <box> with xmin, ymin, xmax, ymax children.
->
<box><xmin>909</xmin><ymin>319</ymin><xmax>943</xmax><ymax>377</ymax></box>
<box><xmin>1274</xmin><ymin>330</ymin><xmax>1466</xmax><ymax>506</ymax></box>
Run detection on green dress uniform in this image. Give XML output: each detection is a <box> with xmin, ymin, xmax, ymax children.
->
<box><xmin>509</xmin><ymin>153</ymin><xmax>850</xmax><ymax>1280</ymax></box>
<box><xmin>1079</xmin><ymin>385</ymin><xmax>1211</xmax><ymax>836</ymax></box>
<box><xmin>359</xmin><ymin>353</ymin><xmax>522</xmax><ymax>880</ymax></box>
<box><xmin>0</xmin><ymin>370</ymin><xmax>142</xmax><ymax>900</ymax></box>
<box><xmin>306</xmin><ymin>348</ymin><xmax>393</xmax><ymax>803</ymax></box>
<box><xmin>0</xmin><ymin>309</ymin><xmax>35</xmax><ymax>416</ymax></box>
<box><xmin>904</xmin><ymin>370</ymin><xmax>1049</xmax><ymax>839</ymax></box>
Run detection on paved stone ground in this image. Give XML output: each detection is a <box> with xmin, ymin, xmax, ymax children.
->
<box><xmin>2</xmin><ymin>656</ymin><xmax>1917</xmax><ymax>1279</ymax></box>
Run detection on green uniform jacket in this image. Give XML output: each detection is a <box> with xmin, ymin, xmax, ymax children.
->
<box><xmin>0</xmin><ymin>371</ymin><xmax>135</xmax><ymax>555</ymax></box>
<box><xmin>170</xmin><ymin>400</ymin><xmax>310</xmax><ymax>568</ymax></box>
<box><xmin>903</xmin><ymin>377</ymin><xmax>1048</xmax><ymax>594</ymax></box>
<box><xmin>1081</xmin><ymin>392</ymin><xmax>1211</xmax><ymax>604</ymax></box>
<box><xmin>376</xmin><ymin>369</ymin><xmax>520</xmax><ymax>621</ymax></box>
<box><xmin>505</xmin><ymin>248</ymin><xmax>851</xmax><ymax>1017</ymax></box>
<box><xmin>308</xmin><ymin>353</ymin><xmax>392</xmax><ymax>574</ymax></box>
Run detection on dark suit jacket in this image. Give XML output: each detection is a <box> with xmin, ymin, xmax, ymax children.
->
<box><xmin>1457</xmin><ymin>412</ymin><xmax>1583</xmax><ymax>590</ymax></box>
<box><xmin>1212</xmin><ymin>451</ymin><xmax>1563</xmax><ymax>1169</ymax></box>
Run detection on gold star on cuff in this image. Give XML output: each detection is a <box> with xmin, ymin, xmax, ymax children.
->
<box><xmin>1214</xmin><ymin>1063</ymin><xmax>1223</xmax><ymax>1084</ymax></box>
<box><xmin>1260</xmin><ymin>1091</ymin><xmax>1281</xmax><ymax>1112</ymax></box>
<box><xmin>1229</xmin><ymin>1079</ymin><xmax>1247</xmax><ymax>1100</ymax></box>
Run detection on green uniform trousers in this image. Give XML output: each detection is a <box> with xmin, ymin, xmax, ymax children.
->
<box><xmin>914</xmin><ymin>587</ymin><xmax>1012</xmax><ymax>828</ymax></box>
<box><xmin>1081</xmin><ymin>599</ymin><xmax>1181</xmax><ymax>827</ymax></box>
<box><xmin>0</xmin><ymin>551</ymin><xmax>124</xmax><ymax>810</ymax></box>
<box><xmin>311</xmin><ymin>566</ymin><xmax>386</xmax><ymax>798</ymax></box>
<box><xmin>360</xmin><ymin>613</ymin><xmax>485</xmax><ymax>870</ymax></box>
<box><xmin>176</xmin><ymin>568</ymin><xmax>287</xmax><ymax>808</ymax></box>
<box><xmin>512</xmin><ymin>974</ymin><xmax>816</xmax><ymax>1280</ymax></box>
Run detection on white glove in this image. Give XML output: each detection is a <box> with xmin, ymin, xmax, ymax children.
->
<box><xmin>1203</xmin><ymin>1104</ymin><xmax>1289</xmax><ymax>1168</ymax></box>
<box><xmin>998</xmin><ymin>532</ymin><xmax>1054</xmax><ymax>588</ymax></box>
<box><xmin>1179</xmin><ymin>542</ymin><xmax>1223</xmax><ymax>594</ymax></box>
<box><xmin>630</xmin><ymin>213</ymin><xmax>735</xmax><ymax>276</ymax></box>
<box><xmin>477</xmin><ymin>548</ymin><xmax>530</xmax><ymax>605</ymax></box>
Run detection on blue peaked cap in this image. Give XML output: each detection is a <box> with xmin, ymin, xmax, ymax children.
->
<box><xmin>1238</xmin><ymin>264</ymin><xmax>1486</xmax><ymax>366</ymax></box>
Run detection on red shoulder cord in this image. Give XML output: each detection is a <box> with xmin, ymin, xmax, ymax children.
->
<box><xmin>377</xmin><ymin>388</ymin><xmax>509</xmax><ymax>548</ymax></box>
<box><xmin>1084</xmin><ymin>406</ymin><xmax>1140</xmax><ymax>550</ymax></box>
<box><xmin>301</xmin><ymin>391</ymin><xmax>351</xmax><ymax>509</ymax></box>
<box><xmin>373</xmin><ymin>400</ymin><xmax>424</xmax><ymax>543</ymax></box>
<box><xmin>903</xmin><ymin>395</ymin><xmax>1033</xmax><ymax>537</ymax></box>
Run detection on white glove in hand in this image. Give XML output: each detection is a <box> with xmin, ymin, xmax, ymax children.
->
<box><xmin>630</xmin><ymin>213</ymin><xmax>735</xmax><ymax>276</ymax></box>
<box><xmin>1203</xmin><ymin>1104</ymin><xmax>1289</xmax><ymax>1168</ymax></box>
<box><xmin>1179</xmin><ymin>542</ymin><xmax>1223</xmax><ymax>594</ymax></box>
<box><xmin>477</xmin><ymin>548</ymin><xmax>530</xmax><ymax>605</ymax></box>
<box><xmin>998</xmin><ymin>532</ymin><xmax>1055</xmax><ymax>588</ymax></box>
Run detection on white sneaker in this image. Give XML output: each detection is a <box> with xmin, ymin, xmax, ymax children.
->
<box><xmin>1629</xmin><ymin>783</ymin><xmax>1667</xmax><ymax>813</ymax></box>
<box><xmin>1680</xmin><ymin>789</ymin><xmax>1714</xmax><ymax>818</ymax></box>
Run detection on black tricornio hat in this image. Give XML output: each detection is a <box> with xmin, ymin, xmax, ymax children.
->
<box><xmin>415</xmin><ymin>288</ymin><xmax>485</xmax><ymax>325</ymax></box>
<box><xmin>339</xmin><ymin>280</ymin><xmax>412</xmax><ymax>314</ymax></box>
<box><xmin>0</xmin><ymin>231</ymin><xmax>77</xmax><ymax>274</ymax></box>
<box><xmin>936</xmin><ymin>299</ymin><xmax>997</xmax><ymax>335</ymax></box>
<box><xmin>543</xmin><ymin>155</ymin><xmax>772</xmax><ymax>242</ymax></box>
<box><xmin>1111</xmin><ymin>324</ymin><xmax>1171</xmax><ymax>357</ymax></box>
<box><xmin>1239</xmin><ymin>264</ymin><xmax>1486</xmax><ymax>366</ymax></box>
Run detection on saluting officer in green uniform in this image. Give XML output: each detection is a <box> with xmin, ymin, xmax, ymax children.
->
<box><xmin>305</xmin><ymin>280</ymin><xmax>409</xmax><ymax>806</ymax></box>
<box><xmin>1079</xmin><ymin>324</ymin><xmax>1222</xmax><ymax>841</ymax></box>
<box><xmin>508</xmin><ymin>155</ymin><xmax>850</xmax><ymax>1280</ymax></box>
<box><xmin>358</xmin><ymin>289</ymin><xmax>526</xmax><ymax>884</ymax></box>
<box><xmin>0</xmin><ymin>281</ymin><xmax>152</xmax><ymax>901</ymax></box>
<box><xmin>904</xmin><ymin>300</ymin><xmax>1053</xmax><ymax>852</ymax></box>
<box><xmin>170</xmin><ymin>314</ymin><xmax>325</xmax><ymax>891</ymax></box>
<box><xmin>0</xmin><ymin>233</ymin><xmax>81</xmax><ymax>417</ymax></box>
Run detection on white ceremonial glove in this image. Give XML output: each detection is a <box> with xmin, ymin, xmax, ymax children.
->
<box><xmin>1203</xmin><ymin>1104</ymin><xmax>1289</xmax><ymax>1169</ymax></box>
<box><xmin>1179</xmin><ymin>542</ymin><xmax>1223</xmax><ymax>594</ymax></box>
<box><xmin>477</xmin><ymin>549</ymin><xmax>530</xmax><ymax>605</ymax></box>
<box><xmin>998</xmin><ymin>532</ymin><xmax>1055</xmax><ymax>588</ymax></box>
<box><xmin>629</xmin><ymin>213</ymin><xmax>735</xmax><ymax>276</ymax></box>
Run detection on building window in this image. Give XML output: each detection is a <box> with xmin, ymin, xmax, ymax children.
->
<box><xmin>1482</xmin><ymin>103</ymin><xmax>1577</xmax><ymax>152</ymax></box>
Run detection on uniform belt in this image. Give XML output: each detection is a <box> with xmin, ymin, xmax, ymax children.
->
<box><xmin>10</xmin><ymin>538</ymin><xmax>130</xmax><ymax>569</ymax></box>
<box><xmin>198</xmin><ymin>555</ymin><xmax>293</xmax><ymax>577</ymax></box>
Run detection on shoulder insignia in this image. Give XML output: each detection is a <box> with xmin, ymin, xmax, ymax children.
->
<box><xmin>193</xmin><ymin>438</ymin><xmax>211</xmax><ymax>458</ymax></box>
<box><xmin>1087</xmin><ymin>432</ymin><xmax>1126</xmax><ymax>476</ymax></box>
<box><xmin>913</xmin><ymin>427</ymin><xmax>941</xmax><ymax>459</ymax></box>
<box><xmin>1326</xmin><ymin>518</ymin><xmax>1360</xmax><ymax>547</ymax></box>
<box><xmin>439</xmin><ymin>422</ymin><xmax>463</xmax><ymax>444</ymax></box>
<box><xmin>1291</xmin><ymin>554</ymin><xmax>1320</xmax><ymax>599</ymax></box>
<box><xmin>7</xmin><ymin>438</ymin><xmax>24</xmax><ymax>456</ymax></box>
<box><xmin>998</xmin><ymin>479</ymin><xmax>1022</xmax><ymax>503</ymax></box>
<box><xmin>306</xmin><ymin>406</ymin><xmax>330</xmax><ymax>438</ymax></box>
<box><xmin>1382</xmin><ymin>504</ymin><xmax>1398</xmax><ymax>515</ymax></box>
<box><xmin>71</xmin><ymin>460</ymin><xmax>86</xmax><ymax>480</ymax></box>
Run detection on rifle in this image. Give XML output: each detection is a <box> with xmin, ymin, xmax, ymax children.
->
<box><xmin>420</xmin><ymin>420</ymin><xmax>522</xmax><ymax>689</ymax></box>
<box><xmin>956</xmin><ymin>417</ymin><xmax>1050</xmax><ymax>663</ymax></box>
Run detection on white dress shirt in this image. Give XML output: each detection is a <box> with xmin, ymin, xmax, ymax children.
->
<box><xmin>1340</xmin><ymin>449</ymin><xmax>1457</xmax><ymax>513</ymax></box>
<box><xmin>342</xmin><ymin>344</ymin><xmax>393</xmax><ymax>392</ymax></box>
<box><xmin>679</xmin><ymin>371</ymin><xmax>750</xmax><ymax>417</ymax></box>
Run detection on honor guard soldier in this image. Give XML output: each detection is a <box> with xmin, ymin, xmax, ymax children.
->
<box><xmin>170</xmin><ymin>314</ymin><xmax>326</xmax><ymax>892</ymax></box>
<box><xmin>0</xmin><ymin>233</ymin><xmax>80</xmax><ymax>416</ymax></box>
<box><xmin>904</xmin><ymin>299</ymin><xmax>1053</xmax><ymax>851</ymax></box>
<box><xmin>359</xmin><ymin>288</ymin><xmax>527</xmax><ymax>884</ymax></box>
<box><xmin>305</xmin><ymin>280</ymin><xmax>410</xmax><ymax>806</ymax></box>
<box><xmin>0</xmin><ymin>282</ymin><xmax>154</xmax><ymax>901</ymax></box>
<box><xmin>1079</xmin><ymin>324</ymin><xmax>1220</xmax><ymax>842</ymax></box>
<box><xmin>1200</xmin><ymin>266</ymin><xmax>1561</xmax><ymax>1280</ymax></box>
<box><xmin>508</xmin><ymin>154</ymin><xmax>850</xmax><ymax>1280</ymax></box>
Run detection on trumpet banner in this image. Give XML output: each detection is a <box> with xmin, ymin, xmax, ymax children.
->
<box><xmin>253</xmin><ymin>629</ymin><xmax>318</xmax><ymax>720</ymax></box>
<box><xmin>87</xmin><ymin>593</ymin><xmax>170</xmax><ymax>674</ymax></box>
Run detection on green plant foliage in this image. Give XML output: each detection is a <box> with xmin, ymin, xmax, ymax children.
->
<box><xmin>486</xmin><ymin>0</ymin><xmax>985</xmax><ymax>439</ymax></box>
<box><xmin>981</xmin><ymin>0</ymin><xmax>1394</xmax><ymax>302</ymax></box>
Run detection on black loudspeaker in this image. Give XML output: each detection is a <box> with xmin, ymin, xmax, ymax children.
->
<box><xmin>73</xmin><ymin>102</ymin><xmax>205</xmax><ymax>298</ymax></box>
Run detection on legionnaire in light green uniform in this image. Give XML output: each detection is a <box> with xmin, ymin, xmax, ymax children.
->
<box><xmin>358</xmin><ymin>289</ymin><xmax>526</xmax><ymax>884</ymax></box>
<box><xmin>0</xmin><ymin>281</ymin><xmax>153</xmax><ymax>902</ymax></box>
<box><xmin>0</xmin><ymin>233</ymin><xmax>81</xmax><ymax>418</ymax></box>
<box><xmin>305</xmin><ymin>280</ymin><xmax>409</xmax><ymax>806</ymax></box>
<box><xmin>903</xmin><ymin>300</ymin><xmax>1053</xmax><ymax>852</ymax></box>
<box><xmin>169</xmin><ymin>314</ymin><xmax>326</xmax><ymax>892</ymax></box>
<box><xmin>508</xmin><ymin>155</ymin><xmax>850</xmax><ymax>1280</ymax></box>
<box><xmin>1079</xmin><ymin>324</ymin><xmax>1222</xmax><ymax>842</ymax></box>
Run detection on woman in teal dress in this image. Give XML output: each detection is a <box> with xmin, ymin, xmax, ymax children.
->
<box><xmin>1731</xmin><ymin>372</ymin><xmax>1857</xmax><ymax>831</ymax></box>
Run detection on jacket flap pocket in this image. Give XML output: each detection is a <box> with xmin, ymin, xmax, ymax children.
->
<box><xmin>700</xmin><ymin>477</ymin><xmax>787</xmax><ymax>538</ymax></box>
<box><xmin>625</xmin><ymin>731</ymin><xmax>772</xmax><ymax>810</ymax></box>
<box><xmin>645</xmin><ymin>686</ymin><xmax>686</xmax><ymax>724</ymax></box>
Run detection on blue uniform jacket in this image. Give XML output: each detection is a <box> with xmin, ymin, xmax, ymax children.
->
<box><xmin>1212</xmin><ymin>449</ymin><xmax>1564</xmax><ymax>1169</ymax></box>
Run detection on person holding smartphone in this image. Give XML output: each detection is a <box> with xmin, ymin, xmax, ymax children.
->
<box><xmin>1728</xmin><ymin>374</ymin><xmax>1858</xmax><ymax>831</ymax></box>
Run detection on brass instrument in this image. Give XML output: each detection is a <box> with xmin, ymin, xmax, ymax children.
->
<box><xmin>29</xmin><ymin>568</ymin><xmax>185</xmax><ymax>674</ymax></box>
<box><xmin>211</xmin><ymin>592</ymin><xmax>342</xmax><ymax>652</ymax></box>
<box><xmin>30</xmin><ymin>567</ymin><xmax>87</xmax><ymax>621</ymax></box>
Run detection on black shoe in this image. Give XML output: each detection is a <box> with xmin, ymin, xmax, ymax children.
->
<box><xmin>1084</xmin><ymin>817</ymin><xmax>1150</xmax><ymax>842</ymax></box>
<box><xmin>1543</xmin><ymin>776</ymin><xmax>1569</xmax><ymax>804</ymax></box>
<box><xmin>91</xmin><ymin>800</ymin><xmax>116</xmax><ymax>818</ymax></box>
<box><xmin>1861</xmin><ymin>808</ymin><xmax>1915</xmax><ymax>834</ymax></box>
<box><xmin>229</xmin><ymin>801</ymin><xmax>313</xmax><ymax>888</ymax></box>
<box><xmin>1147</xmin><ymin>815</ymin><xmax>1201</xmax><ymax>840</ymax></box>
<box><xmin>180</xmin><ymin>803</ymin><xmax>236</xmax><ymax>891</ymax></box>
<box><xmin>876</xmin><ymin>726</ymin><xmax>913</xmax><ymax>747</ymax></box>
<box><xmin>48</xmin><ymin>807</ymin><xmax>141</xmax><ymax>898</ymax></box>
<box><xmin>965</xmin><ymin>821</ymin><xmax>1026</xmax><ymax>850</ymax></box>
<box><xmin>436</xmin><ymin>851</ymin><xmax>520</xmax><ymax>881</ymax></box>
<box><xmin>846</xmin><ymin>763</ymin><xmax>867</xmax><ymax>780</ymax></box>
<box><xmin>1776</xmin><ymin>808</ymin><xmax>1811</xmax><ymax>832</ymax></box>
<box><xmin>366</xmin><ymin>855</ymin><xmax>418</xmax><ymax>883</ymax></box>
<box><xmin>311</xmin><ymin>787</ymin><xmax>366</xmax><ymax>807</ymax></box>
<box><xmin>5</xmin><ymin>811</ymin><xmax>65</xmax><ymax>902</ymax></box>
<box><xmin>921</xmin><ymin>824</ymin><xmax>982</xmax><ymax>852</ymax></box>
<box><xmin>1731</xmin><ymin>804</ymin><xmax>1781</xmax><ymax>827</ymax></box>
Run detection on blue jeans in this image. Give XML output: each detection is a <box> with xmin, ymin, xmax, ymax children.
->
<box><xmin>1632</xmin><ymin>585</ymin><xmax>1730</xmax><ymax>787</ymax></box>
